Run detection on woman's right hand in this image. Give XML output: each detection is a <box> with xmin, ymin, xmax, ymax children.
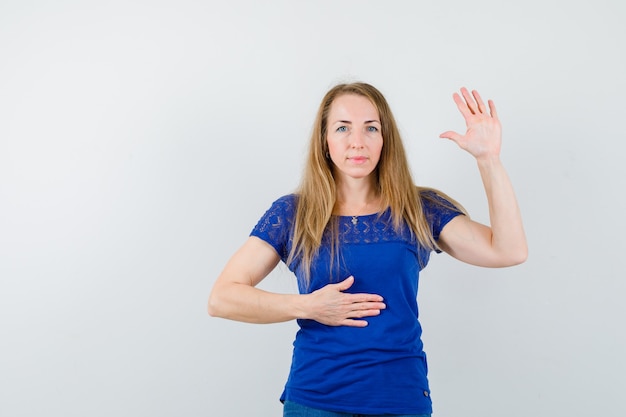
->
<box><xmin>209</xmin><ymin>238</ymin><xmax>385</xmax><ymax>326</ymax></box>
<box><xmin>305</xmin><ymin>276</ymin><xmax>386</xmax><ymax>327</ymax></box>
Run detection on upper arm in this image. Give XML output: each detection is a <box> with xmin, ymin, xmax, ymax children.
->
<box><xmin>437</xmin><ymin>215</ymin><xmax>505</xmax><ymax>268</ymax></box>
<box><xmin>215</xmin><ymin>236</ymin><xmax>281</xmax><ymax>288</ymax></box>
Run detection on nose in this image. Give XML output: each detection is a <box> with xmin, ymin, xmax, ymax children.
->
<box><xmin>350</xmin><ymin>129</ymin><xmax>365</xmax><ymax>148</ymax></box>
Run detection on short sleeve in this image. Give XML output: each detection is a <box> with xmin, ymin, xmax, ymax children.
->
<box><xmin>420</xmin><ymin>190</ymin><xmax>464</xmax><ymax>251</ymax></box>
<box><xmin>249</xmin><ymin>194</ymin><xmax>297</xmax><ymax>262</ymax></box>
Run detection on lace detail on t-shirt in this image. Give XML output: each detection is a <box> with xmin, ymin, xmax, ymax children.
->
<box><xmin>329</xmin><ymin>213</ymin><xmax>413</xmax><ymax>245</ymax></box>
<box><xmin>250</xmin><ymin>195</ymin><xmax>296</xmax><ymax>262</ymax></box>
<box><xmin>250</xmin><ymin>191</ymin><xmax>463</xmax><ymax>263</ymax></box>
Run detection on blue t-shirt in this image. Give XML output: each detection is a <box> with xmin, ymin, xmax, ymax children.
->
<box><xmin>250</xmin><ymin>191</ymin><xmax>462</xmax><ymax>414</ymax></box>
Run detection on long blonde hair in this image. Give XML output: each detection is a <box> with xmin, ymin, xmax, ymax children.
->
<box><xmin>287</xmin><ymin>82</ymin><xmax>465</xmax><ymax>285</ymax></box>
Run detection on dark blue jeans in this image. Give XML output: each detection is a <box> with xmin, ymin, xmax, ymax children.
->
<box><xmin>283</xmin><ymin>400</ymin><xmax>431</xmax><ymax>417</ymax></box>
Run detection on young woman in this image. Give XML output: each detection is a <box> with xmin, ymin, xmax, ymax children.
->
<box><xmin>208</xmin><ymin>82</ymin><xmax>527</xmax><ymax>416</ymax></box>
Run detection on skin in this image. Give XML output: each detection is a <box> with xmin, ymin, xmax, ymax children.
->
<box><xmin>208</xmin><ymin>87</ymin><xmax>527</xmax><ymax>327</ymax></box>
<box><xmin>438</xmin><ymin>88</ymin><xmax>527</xmax><ymax>267</ymax></box>
<box><xmin>326</xmin><ymin>94</ymin><xmax>383</xmax><ymax>190</ymax></box>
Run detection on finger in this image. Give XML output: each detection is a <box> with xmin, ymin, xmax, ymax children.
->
<box><xmin>335</xmin><ymin>275</ymin><xmax>355</xmax><ymax>291</ymax></box>
<box><xmin>488</xmin><ymin>99</ymin><xmax>499</xmax><ymax>120</ymax></box>
<box><xmin>346</xmin><ymin>293</ymin><xmax>384</xmax><ymax>303</ymax></box>
<box><xmin>460</xmin><ymin>87</ymin><xmax>478</xmax><ymax>114</ymax></box>
<box><xmin>350</xmin><ymin>306</ymin><xmax>385</xmax><ymax>317</ymax></box>
<box><xmin>348</xmin><ymin>300</ymin><xmax>386</xmax><ymax>311</ymax></box>
<box><xmin>439</xmin><ymin>130</ymin><xmax>462</xmax><ymax>142</ymax></box>
<box><xmin>472</xmin><ymin>90</ymin><xmax>487</xmax><ymax>114</ymax></box>
<box><xmin>343</xmin><ymin>319</ymin><xmax>369</xmax><ymax>327</ymax></box>
<box><xmin>344</xmin><ymin>307</ymin><xmax>383</xmax><ymax>326</ymax></box>
<box><xmin>452</xmin><ymin>92</ymin><xmax>473</xmax><ymax>118</ymax></box>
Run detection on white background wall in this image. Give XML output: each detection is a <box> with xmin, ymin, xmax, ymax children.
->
<box><xmin>1</xmin><ymin>1</ymin><xmax>625</xmax><ymax>416</ymax></box>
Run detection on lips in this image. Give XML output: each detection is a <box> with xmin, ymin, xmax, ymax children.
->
<box><xmin>347</xmin><ymin>156</ymin><xmax>368</xmax><ymax>164</ymax></box>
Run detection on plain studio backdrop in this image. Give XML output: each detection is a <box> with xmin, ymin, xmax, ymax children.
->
<box><xmin>1</xmin><ymin>1</ymin><xmax>624</xmax><ymax>416</ymax></box>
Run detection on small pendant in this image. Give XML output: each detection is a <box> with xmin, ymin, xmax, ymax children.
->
<box><xmin>351</xmin><ymin>216</ymin><xmax>358</xmax><ymax>225</ymax></box>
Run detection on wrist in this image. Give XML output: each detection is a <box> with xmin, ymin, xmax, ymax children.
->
<box><xmin>291</xmin><ymin>293</ymin><xmax>311</xmax><ymax>320</ymax></box>
<box><xmin>476</xmin><ymin>154</ymin><xmax>502</xmax><ymax>167</ymax></box>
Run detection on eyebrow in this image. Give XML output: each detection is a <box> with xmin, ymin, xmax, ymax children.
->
<box><xmin>333</xmin><ymin>119</ymin><xmax>381</xmax><ymax>124</ymax></box>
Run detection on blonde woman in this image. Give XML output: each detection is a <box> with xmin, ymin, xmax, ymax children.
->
<box><xmin>208</xmin><ymin>83</ymin><xmax>527</xmax><ymax>417</ymax></box>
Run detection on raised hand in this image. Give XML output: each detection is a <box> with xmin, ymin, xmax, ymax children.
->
<box><xmin>439</xmin><ymin>87</ymin><xmax>502</xmax><ymax>160</ymax></box>
<box><xmin>305</xmin><ymin>276</ymin><xmax>386</xmax><ymax>327</ymax></box>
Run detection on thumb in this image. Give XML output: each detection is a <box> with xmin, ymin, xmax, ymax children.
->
<box><xmin>335</xmin><ymin>275</ymin><xmax>355</xmax><ymax>291</ymax></box>
<box><xmin>439</xmin><ymin>130</ymin><xmax>462</xmax><ymax>142</ymax></box>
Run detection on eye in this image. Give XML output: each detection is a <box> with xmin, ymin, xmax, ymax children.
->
<box><xmin>367</xmin><ymin>126</ymin><xmax>379</xmax><ymax>132</ymax></box>
<box><xmin>336</xmin><ymin>126</ymin><xmax>348</xmax><ymax>133</ymax></box>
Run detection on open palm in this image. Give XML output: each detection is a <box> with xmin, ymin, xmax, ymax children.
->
<box><xmin>439</xmin><ymin>87</ymin><xmax>502</xmax><ymax>159</ymax></box>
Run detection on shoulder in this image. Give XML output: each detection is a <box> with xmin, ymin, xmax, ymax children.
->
<box><xmin>274</xmin><ymin>193</ymin><xmax>298</xmax><ymax>205</ymax></box>
<box><xmin>255</xmin><ymin>194</ymin><xmax>299</xmax><ymax>226</ymax></box>
<box><xmin>269</xmin><ymin>194</ymin><xmax>299</xmax><ymax>214</ymax></box>
<box><xmin>250</xmin><ymin>194</ymin><xmax>298</xmax><ymax>255</ymax></box>
<box><xmin>418</xmin><ymin>187</ymin><xmax>464</xmax><ymax>214</ymax></box>
<box><xmin>417</xmin><ymin>187</ymin><xmax>465</xmax><ymax>241</ymax></box>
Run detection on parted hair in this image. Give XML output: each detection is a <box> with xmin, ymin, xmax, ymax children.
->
<box><xmin>287</xmin><ymin>82</ymin><xmax>465</xmax><ymax>285</ymax></box>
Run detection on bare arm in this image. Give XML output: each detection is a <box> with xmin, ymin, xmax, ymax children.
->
<box><xmin>438</xmin><ymin>88</ymin><xmax>528</xmax><ymax>267</ymax></box>
<box><xmin>208</xmin><ymin>236</ymin><xmax>386</xmax><ymax>326</ymax></box>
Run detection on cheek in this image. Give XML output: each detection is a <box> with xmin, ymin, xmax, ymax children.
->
<box><xmin>372</xmin><ymin>139</ymin><xmax>384</xmax><ymax>159</ymax></box>
<box><xmin>326</xmin><ymin>136</ymin><xmax>342</xmax><ymax>154</ymax></box>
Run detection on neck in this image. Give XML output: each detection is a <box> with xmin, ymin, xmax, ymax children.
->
<box><xmin>334</xmin><ymin>180</ymin><xmax>380</xmax><ymax>216</ymax></box>
<box><xmin>335</xmin><ymin>176</ymin><xmax>378</xmax><ymax>206</ymax></box>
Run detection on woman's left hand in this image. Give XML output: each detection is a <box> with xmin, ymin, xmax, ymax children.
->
<box><xmin>439</xmin><ymin>87</ymin><xmax>502</xmax><ymax>160</ymax></box>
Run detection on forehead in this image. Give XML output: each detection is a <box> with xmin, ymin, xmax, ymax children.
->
<box><xmin>328</xmin><ymin>94</ymin><xmax>379</xmax><ymax>120</ymax></box>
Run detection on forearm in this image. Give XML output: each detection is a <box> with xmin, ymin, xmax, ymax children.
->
<box><xmin>208</xmin><ymin>281</ymin><xmax>308</xmax><ymax>324</ymax></box>
<box><xmin>477</xmin><ymin>155</ymin><xmax>528</xmax><ymax>264</ymax></box>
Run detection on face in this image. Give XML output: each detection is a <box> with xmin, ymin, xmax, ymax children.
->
<box><xmin>326</xmin><ymin>94</ymin><xmax>383</xmax><ymax>182</ymax></box>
